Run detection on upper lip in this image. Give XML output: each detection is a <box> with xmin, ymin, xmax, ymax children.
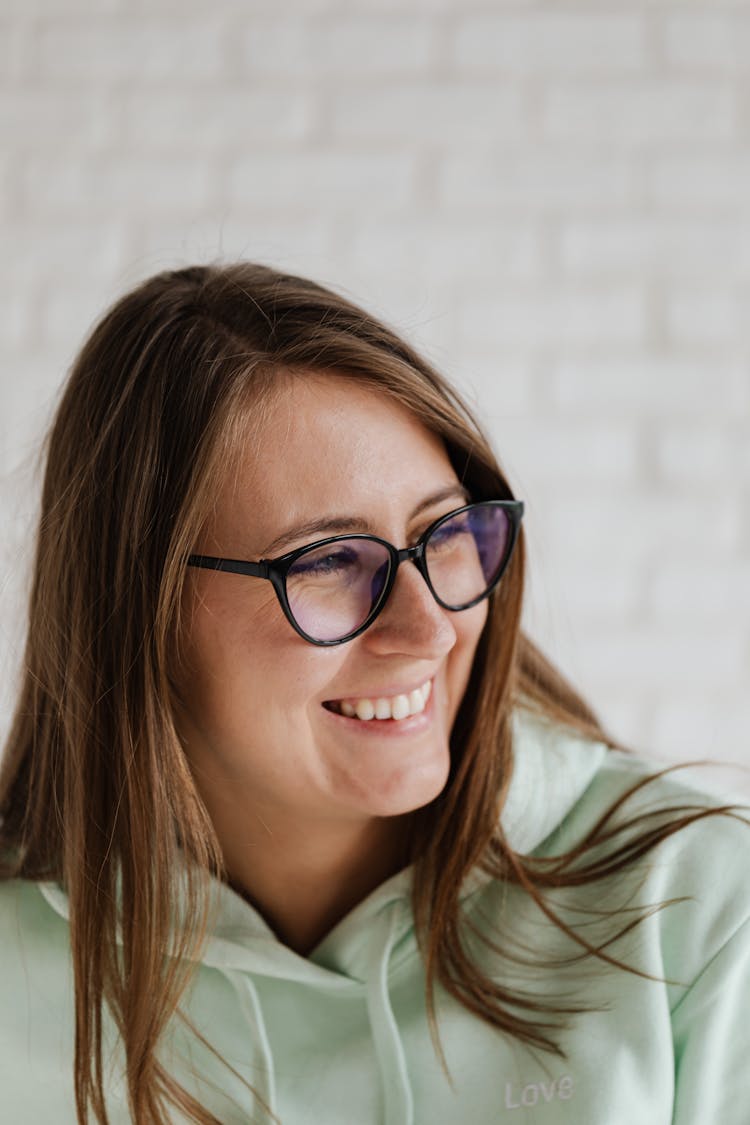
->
<box><xmin>324</xmin><ymin>676</ymin><xmax>434</xmax><ymax>703</ymax></box>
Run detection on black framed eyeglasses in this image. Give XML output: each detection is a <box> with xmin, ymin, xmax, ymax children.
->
<box><xmin>188</xmin><ymin>499</ymin><xmax>524</xmax><ymax>647</ymax></box>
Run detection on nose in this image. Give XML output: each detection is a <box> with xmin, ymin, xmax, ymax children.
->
<box><xmin>363</xmin><ymin>557</ymin><xmax>457</xmax><ymax>658</ymax></box>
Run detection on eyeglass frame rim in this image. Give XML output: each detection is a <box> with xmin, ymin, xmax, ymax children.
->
<box><xmin>187</xmin><ymin>498</ymin><xmax>525</xmax><ymax>647</ymax></box>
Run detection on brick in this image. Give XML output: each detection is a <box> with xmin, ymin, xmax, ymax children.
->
<box><xmin>665</xmin><ymin>12</ymin><xmax>750</xmax><ymax>71</ymax></box>
<box><xmin>37</xmin><ymin>19</ymin><xmax>226</xmax><ymax>82</ymax></box>
<box><xmin>0</xmin><ymin>552</ymin><xmax>28</xmax><ymax>698</ymax></box>
<box><xmin>0</xmin><ymin>351</ymin><xmax>71</xmax><ymax>411</ymax></box>
<box><xmin>665</xmin><ymin>289</ymin><xmax>739</xmax><ymax>348</ymax></box>
<box><xmin>0</xmin><ymin>90</ymin><xmax>113</xmax><ymax>149</ymax></box>
<box><xmin>330</xmin><ymin>273</ymin><xmax>459</xmax><ymax>346</ymax></box>
<box><xmin>649</xmin><ymin>562</ymin><xmax>750</xmax><ymax>622</ymax></box>
<box><xmin>331</xmin><ymin>84</ymin><xmax>526</xmax><ymax>145</ymax></box>
<box><xmin>656</xmin><ymin>425</ymin><xmax>746</xmax><ymax>487</ymax></box>
<box><xmin>0</xmin><ymin>357</ymin><xmax>60</xmax><ymax>475</ymax></box>
<box><xmin>736</xmin><ymin>436</ymin><xmax>750</xmax><ymax>494</ymax></box>
<box><xmin>458</xmin><ymin>288</ymin><xmax>646</xmax><ymax>348</ymax></box>
<box><xmin>227</xmin><ymin>151</ymin><xmax>418</xmax><ymax>211</ymax></box>
<box><xmin>550</xmin><ymin>359</ymin><xmax>749</xmax><ymax>416</ymax></box>
<box><xmin>0</xmin><ymin>157</ymin><xmax>10</xmax><ymax>212</ymax></box>
<box><xmin>574</xmin><ymin>625</ymin><xmax>747</xmax><ymax>694</ymax></box>
<box><xmin>39</xmin><ymin>288</ymin><xmax>115</xmax><ymax>351</ymax></box>
<box><xmin>347</xmin><ymin>221</ymin><xmax>541</xmax><ymax>284</ymax></box>
<box><xmin>0</xmin><ymin>290</ymin><xmax>32</xmax><ymax>350</ymax></box>
<box><xmin>652</xmin><ymin>700</ymin><xmax>750</xmax><ymax>774</ymax></box>
<box><xmin>384</xmin><ymin>313</ymin><xmax>459</xmax><ymax>377</ymax></box>
<box><xmin>549</xmin><ymin>565</ymin><xmax>641</xmax><ymax>623</ymax></box>
<box><xmin>588</xmin><ymin>696</ymin><xmax>650</xmax><ymax>754</ymax></box>
<box><xmin>1</xmin><ymin>0</ymin><xmax>121</xmax><ymax>11</ymax></box>
<box><xmin>491</xmin><ymin>417</ymin><xmax>639</xmax><ymax>484</ymax></box>
<box><xmin>453</xmin><ymin>13</ymin><xmax>647</xmax><ymax>74</ymax></box>
<box><xmin>559</xmin><ymin>219</ymin><xmax>749</xmax><ymax>279</ymax></box>
<box><xmin>0</xmin><ymin>20</ymin><xmax>28</xmax><ymax>81</ymax></box>
<box><xmin>438</xmin><ymin>151</ymin><xmax>635</xmax><ymax>212</ymax></box>
<box><xmin>544</xmin><ymin>82</ymin><xmax>737</xmax><ymax>144</ymax></box>
<box><xmin>0</xmin><ymin>464</ymin><xmax>38</xmax><ymax>555</ymax></box>
<box><xmin>1</xmin><ymin>225</ymin><xmax>126</xmax><ymax>286</ymax></box>
<box><xmin>235</xmin><ymin>0</ymin><xmax>335</xmax><ymax>8</ymax></box>
<box><xmin>240</xmin><ymin>17</ymin><xmax>436</xmax><ymax>78</ymax></box>
<box><xmin>450</xmin><ymin>356</ymin><xmax>534</xmax><ymax>416</ymax></box>
<box><xmin>541</xmin><ymin>491</ymin><xmax>742</xmax><ymax>569</ymax></box>
<box><xmin>128</xmin><ymin>216</ymin><xmax>334</xmax><ymax>270</ymax></box>
<box><xmin>123</xmin><ymin>90</ymin><xmax>313</xmax><ymax>149</ymax></box>
<box><xmin>649</xmin><ymin>154</ymin><xmax>750</xmax><ymax>211</ymax></box>
<box><xmin>342</xmin><ymin>0</ymin><xmax>515</xmax><ymax>9</ymax></box>
<box><xmin>21</xmin><ymin>156</ymin><xmax>215</xmax><ymax>215</ymax></box>
<box><xmin>129</xmin><ymin>0</ymin><xmax>333</xmax><ymax>9</ymax></box>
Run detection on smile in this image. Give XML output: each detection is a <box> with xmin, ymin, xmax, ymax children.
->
<box><xmin>325</xmin><ymin>680</ymin><xmax>432</xmax><ymax>722</ymax></box>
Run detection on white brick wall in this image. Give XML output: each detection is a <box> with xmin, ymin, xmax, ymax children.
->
<box><xmin>1</xmin><ymin>1</ymin><xmax>748</xmax><ymax>789</ymax></box>
<box><xmin>543</xmin><ymin>82</ymin><xmax>738</xmax><ymax>144</ymax></box>
<box><xmin>240</xmin><ymin>18</ymin><xmax>440</xmax><ymax>77</ymax></box>
<box><xmin>452</xmin><ymin>13</ymin><xmax>648</xmax><ymax>73</ymax></box>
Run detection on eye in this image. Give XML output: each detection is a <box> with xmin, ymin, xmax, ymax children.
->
<box><xmin>289</xmin><ymin>545</ymin><xmax>360</xmax><ymax>579</ymax></box>
<box><xmin>428</xmin><ymin>513</ymin><xmax>471</xmax><ymax>549</ymax></box>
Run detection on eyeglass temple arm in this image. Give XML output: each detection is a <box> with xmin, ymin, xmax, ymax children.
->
<box><xmin>187</xmin><ymin>554</ymin><xmax>269</xmax><ymax>579</ymax></box>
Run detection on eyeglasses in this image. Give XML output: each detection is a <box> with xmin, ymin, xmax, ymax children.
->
<box><xmin>188</xmin><ymin>499</ymin><xmax>524</xmax><ymax>647</ymax></box>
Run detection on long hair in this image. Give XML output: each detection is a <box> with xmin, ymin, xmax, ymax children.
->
<box><xmin>0</xmin><ymin>263</ymin><xmax>727</xmax><ymax>1123</ymax></box>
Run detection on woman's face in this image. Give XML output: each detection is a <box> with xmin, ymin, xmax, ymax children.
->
<box><xmin>177</xmin><ymin>373</ymin><xmax>488</xmax><ymax>828</ymax></box>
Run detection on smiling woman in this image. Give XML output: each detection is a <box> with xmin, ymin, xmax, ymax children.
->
<box><xmin>176</xmin><ymin>379</ymin><xmax>494</xmax><ymax>953</ymax></box>
<box><xmin>0</xmin><ymin>263</ymin><xmax>748</xmax><ymax>1125</ymax></box>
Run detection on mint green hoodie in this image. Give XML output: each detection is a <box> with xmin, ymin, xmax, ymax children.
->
<box><xmin>1</xmin><ymin>710</ymin><xmax>749</xmax><ymax>1123</ymax></box>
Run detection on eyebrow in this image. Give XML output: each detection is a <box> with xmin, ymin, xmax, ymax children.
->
<box><xmin>260</xmin><ymin>483</ymin><xmax>470</xmax><ymax>557</ymax></box>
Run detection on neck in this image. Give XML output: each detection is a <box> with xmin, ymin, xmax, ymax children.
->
<box><xmin>203</xmin><ymin>789</ymin><xmax>411</xmax><ymax>955</ymax></box>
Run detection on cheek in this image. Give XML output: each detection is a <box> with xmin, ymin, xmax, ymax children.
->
<box><xmin>176</xmin><ymin>584</ymin><xmax>345</xmax><ymax>741</ymax></box>
<box><xmin>180</xmin><ymin>579</ymin><xmax>283</xmax><ymax>687</ymax></box>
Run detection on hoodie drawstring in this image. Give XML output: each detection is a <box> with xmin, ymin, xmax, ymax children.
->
<box><xmin>224</xmin><ymin>968</ymin><xmax>279</xmax><ymax>1122</ymax></box>
<box><xmin>216</xmin><ymin>899</ymin><xmax>414</xmax><ymax>1124</ymax></box>
<box><xmin>365</xmin><ymin>904</ymin><xmax>415</xmax><ymax>1125</ymax></box>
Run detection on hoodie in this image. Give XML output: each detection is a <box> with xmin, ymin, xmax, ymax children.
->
<box><xmin>1</xmin><ymin>709</ymin><xmax>749</xmax><ymax>1124</ymax></box>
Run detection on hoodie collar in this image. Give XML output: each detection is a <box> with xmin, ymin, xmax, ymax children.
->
<box><xmin>38</xmin><ymin>707</ymin><xmax>608</xmax><ymax>979</ymax></box>
<box><xmin>36</xmin><ymin>708</ymin><xmax>608</xmax><ymax>1125</ymax></box>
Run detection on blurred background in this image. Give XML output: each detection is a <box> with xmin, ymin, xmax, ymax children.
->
<box><xmin>1</xmin><ymin>0</ymin><xmax>748</xmax><ymax>788</ymax></box>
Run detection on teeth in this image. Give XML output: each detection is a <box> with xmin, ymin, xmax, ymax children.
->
<box><xmin>374</xmin><ymin>697</ymin><xmax>391</xmax><ymax>720</ymax></box>
<box><xmin>354</xmin><ymin>699</ymin><xmax>375</xmax><ymax>721</ymax></box>
<box><xmin>333</xmin><ymin>680</ymin><xmax>432</xmax><ymax>722</ymax></box>
<box><xmin>392</xmin><ymin>694</ymin><xmax>410</xmax><ymax>721</ymax></box>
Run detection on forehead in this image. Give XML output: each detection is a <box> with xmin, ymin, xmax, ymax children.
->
<box><xmin>213</xmin><ymin>373</ymin><xmax>459</xmax><ymax>546</ymax></box>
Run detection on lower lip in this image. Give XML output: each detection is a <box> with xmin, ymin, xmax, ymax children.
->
<box><xmin>322</xmin><ymin>687</ymin><xmax>435</xmax><ymax>737</ymax></box>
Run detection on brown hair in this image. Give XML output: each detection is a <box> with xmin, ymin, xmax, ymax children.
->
<box><xmin>0</xmin><ymin>263</ymin><xmax>731</xmax><ymax>1123</ymax></box>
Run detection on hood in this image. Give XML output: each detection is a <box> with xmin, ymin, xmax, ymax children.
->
<box><xmin>38</xmin><ymin>707</ymin><xmax>608</xmax><ymax>1124</ymax></box>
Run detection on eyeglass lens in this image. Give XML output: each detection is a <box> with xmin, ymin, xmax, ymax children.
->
<box><xmin>285</xmin><ymin>504</ymin><xmax>512</xmax><ymax>643</ymax></box>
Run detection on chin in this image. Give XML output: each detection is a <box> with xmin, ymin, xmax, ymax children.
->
<box><xmin>362</xmin><ymin>758</ymin><xmax>451</xmax><ymax>819</ymax></box>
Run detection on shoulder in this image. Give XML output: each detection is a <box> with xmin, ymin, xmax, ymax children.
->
<box><xmin>536</xmin><ymin>735</ymin><xmax>750</xmax><ymax>990</ymax></box>
<box><xmin>555</xmin><ymin>744</ymin><xmax>750</xmax><ymax>887</ymax></box>
<box><xmin>555</xmin><ymin>742</ymin><xmax>748</xmax><ymax>830</ymax></box>
<box><xmin>0</xmin><ymin>879</ymin><xmax>132</xmax><ymax>1122</ymax></box>
<box><xmin>0</xmin><ymin>874</ymin><xmax>70</xmax><ymax>937</ymax></box>
<box><xmin>0</xmin><ymin>877</ymin><xmax>74</xmax><ymax>1015</ymax></box>
<box><xmin>504</xmin><ymin>708</ymin><xmax>750</xmax><ymax>976</ymax></box>
<box><xmin>510</xmin><ymin>707</ymin><xmax>750</xmax><ymax>888</ymax></box>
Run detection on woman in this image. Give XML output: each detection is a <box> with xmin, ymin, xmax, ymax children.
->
<box><xmin>0</xmin><ymin>262</ymin><xmax>748</xmax><ymax>1124</ymax></box>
